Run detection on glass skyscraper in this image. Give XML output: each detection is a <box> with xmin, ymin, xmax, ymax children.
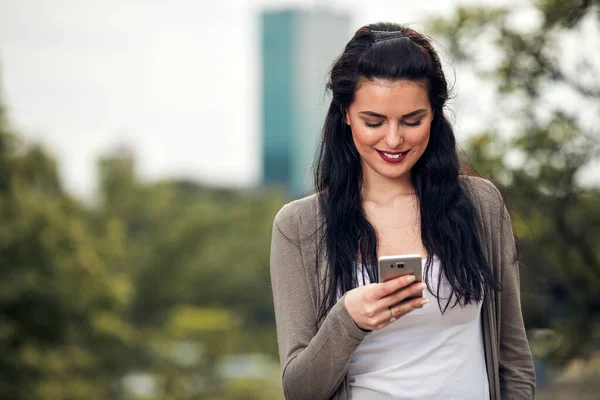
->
<box><xmin>261</xmin><ymin>9</ymin><xmax>350</xmax><ymax>196</ymax></box>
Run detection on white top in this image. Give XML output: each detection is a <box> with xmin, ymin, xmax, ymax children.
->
<box><xmin>348</xmin><ymin>257</ymin><xmax>490</xmax><ymax>400</ymax></box>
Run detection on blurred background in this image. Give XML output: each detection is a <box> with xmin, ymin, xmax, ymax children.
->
<box><xmin>0</xmin><ymin>0</ymin><xmax>598</xmax><ymax>399</ymax></box>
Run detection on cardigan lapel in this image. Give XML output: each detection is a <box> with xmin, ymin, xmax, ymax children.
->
<box><xmin>483</xmin><ymin>290</ymin><xmax>500</xmax><ymax>400</ymax></box>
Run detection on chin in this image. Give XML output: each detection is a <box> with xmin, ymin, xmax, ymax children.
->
<box><xmin>383</xmin><ymin>171</ymin><xmax>411</xmax><ymax>180</ymax></box>
<box><xmin>361</xmin><ymin>155</ymin><xmax>416</xmax><ymax>181</ymax></box>
<box><xmin>374</xmin><ymin>165</ymin><xmax>411</xmax><ymax>180</ymax></box>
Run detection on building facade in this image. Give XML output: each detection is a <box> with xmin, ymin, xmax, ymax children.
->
<box><xmin>261</xmin><ymin>9</ymin><xmax>350</xmax><ymax>196</ymax></box>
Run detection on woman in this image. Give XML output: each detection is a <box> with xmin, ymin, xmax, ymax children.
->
<box><xmin>269</xmin><ymin>22</ymin><xmax>535</xmax><ymax>400</ymax></box>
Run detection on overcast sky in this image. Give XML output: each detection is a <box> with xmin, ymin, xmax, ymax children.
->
<box><xmin>0</xmin><ymin>0</ymin><xmax>556</xmax><ymax>200</ymax></box>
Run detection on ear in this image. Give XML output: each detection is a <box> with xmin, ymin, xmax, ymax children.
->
<box><xmin>341</xmin><ymin>106</ymin><xmax>351</xmax><ymax>126</ymax></box>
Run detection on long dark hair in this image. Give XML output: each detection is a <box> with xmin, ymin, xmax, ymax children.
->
<box><xmin>314</xmin><ymin>22</ymin><xmax>501</xmax><ymax>322</ymax></box>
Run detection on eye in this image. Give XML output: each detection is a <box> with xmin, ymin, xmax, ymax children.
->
<box><xmin>403</xmin><ymin>120</ymin><xmax>422</xmax><ymax>127</ymax></box>
<box><xmin>365</xmin><ymin>121</ymin><xmax>384</xmax><ymax>128</ymax></box>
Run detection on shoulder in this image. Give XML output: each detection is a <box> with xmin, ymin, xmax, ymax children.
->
<box><xmin>273</xmin><ymin>193</ymin><xmax>320</xmax><ymax>238</ymax></box>
<box><xmin>459</xmin><ymin>175</ymin><xmax>510</xmax><ymax>237</ymax></box>
<box><xmin>459</xmin><ymin>175</ymin><xmax>505</xmax><ymax>212</ymax></box>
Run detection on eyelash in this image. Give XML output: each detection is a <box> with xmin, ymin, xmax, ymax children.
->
<box><xmin>364</xmin><ymin>121</ymin><xmax>422</xmax><ymax>128</ymax></box>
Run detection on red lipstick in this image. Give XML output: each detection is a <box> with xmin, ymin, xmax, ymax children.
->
<box><xmin>377</xmin><ymin>150</ymin><xmax>409</xmax><ymax>164</ymax></box>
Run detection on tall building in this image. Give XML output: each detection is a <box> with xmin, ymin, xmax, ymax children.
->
<box><xmin>261</xmin><ymin>9</ymin><xmax>350</xmax><ymax>196</ymax></box>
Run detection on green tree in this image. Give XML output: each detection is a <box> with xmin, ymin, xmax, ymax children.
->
<box><xmin>0</xmin><ymin>79</ymin><xmax>136</xmax><ymax>400</ymax></box>
<box><xmin>0</xmin><ymin>66</ymin><xmax>285</xmax><ymax>399</ymax></box>
<box><xmin>92</xmin><ymin>152</ymin><xmax>286</xmax><ymax>399</ymax></box>
<box><xmin>429</xmin><ymin>0</ymin><xmax>600</xmax><ymax>365</ymax></box>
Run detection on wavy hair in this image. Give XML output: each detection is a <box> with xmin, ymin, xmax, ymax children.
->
<box><xmin>314</xmin><ymin>22</ymin><xmax>501</xmax><ymax>322</ymax></box>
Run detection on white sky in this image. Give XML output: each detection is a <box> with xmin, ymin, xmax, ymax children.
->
<box><xmin>8</xmin><ymin>0</ymin><xmax>592</xmax><ymax>201</ymax></box>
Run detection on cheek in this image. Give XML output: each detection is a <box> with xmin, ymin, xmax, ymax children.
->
<box><xmin>408</xmin><ymin>125</ymin><xmax>431</xmax><ymax>148</ymax></box>
<box><xmin>350</xmin><ymin>123</ymin><xmax>379</xmax><ymax>149</ymax></box>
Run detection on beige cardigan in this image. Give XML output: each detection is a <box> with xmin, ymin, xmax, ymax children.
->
<box><xmin>270</xmin><ymin>176</ymin><xmax>536</xmax><ymax>400</ymax></box>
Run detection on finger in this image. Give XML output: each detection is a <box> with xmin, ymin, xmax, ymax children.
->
<box><xmin>380</xmin><ymin>282</ymin><xmax>427</xmax><ymax>308</ymax></box>
<box><xmin>389</xmin><ymin>296</ymin><xmax>429</xmax><ymax>320</ymax></box>
<box><xmin>376</xmin><ymin>274</ymin><xmax>416</xmax><ymax>299</ymax></box>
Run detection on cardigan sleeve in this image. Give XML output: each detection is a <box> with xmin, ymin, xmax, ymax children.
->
<box><xmin>495</xmin><ymin>193</ymin><xmax>537</xmax><ymax>399</ymax></box>
<box><xmin>270</xmin><ymin>202</ymin><xmax>369</xmax><ymax>400</ymax></box>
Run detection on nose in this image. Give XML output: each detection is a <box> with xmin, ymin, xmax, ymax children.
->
<box><xmin>383</xmin><ymin>124</ymin><xmax>404</xmax><ymax>149</ymax></box>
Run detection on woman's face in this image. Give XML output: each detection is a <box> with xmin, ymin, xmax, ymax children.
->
<box><xmin>345</xmin><ymin>79</ymin><xmax>433</xmax><ymax>184</ymax></box>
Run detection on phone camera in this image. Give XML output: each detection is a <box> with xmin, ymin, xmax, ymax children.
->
<box><xmin>397</xmin><ymin>262</ymin><xmax>405</xmax><ymax>268</ymax></box>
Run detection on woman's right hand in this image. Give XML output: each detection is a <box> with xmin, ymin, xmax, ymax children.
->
<box><xmin>344</xmin><ymin>275</ymin><xmax>428</xmax><ymax>331</ymax></box>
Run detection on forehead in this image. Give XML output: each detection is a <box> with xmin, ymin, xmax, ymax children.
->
<box><xmin>352</xmin><ymin>79</ymin><xmax>430</xmax><ymax>114</ymax></box>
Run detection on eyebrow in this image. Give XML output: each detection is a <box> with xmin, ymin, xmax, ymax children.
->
<box><xmin>358</xmin><ymin>109</ymin><xmax>427</xmax><ymax>119</ymax></box>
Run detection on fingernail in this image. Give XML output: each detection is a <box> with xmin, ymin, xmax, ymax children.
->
<box><xmin>407</xmin><ymin>275</ymin><xmax>416</xmax><ymax>282</ymax></box>
<box><xmin>420</xmin><ymin>299</ymin><xmax>429</xmax><ymax>305</ymax></box>
<box><xmin>420</xmin><ymin>283</ymin><xmax>427</xmax><ymax>290</ymax></box>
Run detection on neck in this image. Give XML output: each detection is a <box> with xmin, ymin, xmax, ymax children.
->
<box><xmin>360</xmin><ymin>163</ymin><xmax>415</xmax><ymax>206</ymax></box>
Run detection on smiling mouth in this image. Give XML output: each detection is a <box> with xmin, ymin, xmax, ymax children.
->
<box><xmin>377</xmin><ymin>150</ymin><xmax>409</xmax><ymax>163</ymax></box>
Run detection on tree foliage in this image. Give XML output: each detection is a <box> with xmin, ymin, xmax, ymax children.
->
<box><xmin>429</xmin><ymin>0</ymin><xmax>600</xmax><ymax>364</ymax></box>
<box><xmin>0</xmin><ymin>86</ymin><xmax>134</xmax><ymax>399</ymax></box>
<box><xmin>0</xmin><ymin>83</ymin><xmax>284</xmax><ymax>399</ymax></box>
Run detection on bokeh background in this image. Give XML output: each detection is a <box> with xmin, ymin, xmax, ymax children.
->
<box><xmin>0</xmin><ymin>0</ymin><xmax>599</xmax><ymax>399</ymax></box>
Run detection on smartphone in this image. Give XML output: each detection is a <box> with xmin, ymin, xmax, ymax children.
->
<box><xmin>378</xmin><ymin>254</ymin><xmax>423</xmax><ymax>299</ymax></box>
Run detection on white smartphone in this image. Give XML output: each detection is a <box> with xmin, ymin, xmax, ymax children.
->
<box><xmin>378</xmin><ymin>254</ymin><xmax>423</xmax><ymax>299</ymax></box>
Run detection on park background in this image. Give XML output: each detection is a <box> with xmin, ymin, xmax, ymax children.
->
<box><xmin>0</xmin><ymin>0</ymin><xmax>599</xmax><ymax>399</ymax></box>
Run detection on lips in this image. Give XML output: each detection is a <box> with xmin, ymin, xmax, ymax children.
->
<box><xmin>377</xmin><ymin>150</ymin><xmax>409</xmax><ymax>164</ymax></box>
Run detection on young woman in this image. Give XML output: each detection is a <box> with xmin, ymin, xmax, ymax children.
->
<box><xmin>269</xmin><ymin>22</ymin><xmax>535</xmax><ymax>400</ymax></box>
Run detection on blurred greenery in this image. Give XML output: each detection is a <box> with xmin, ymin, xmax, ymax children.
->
<box><xmin>0</xmin><ymin>80</ymin><xmax>285</xmax><ymax>398</ymax></box>
<box><xmin>0</xmin><ymin>0</ymin><xmax>598</xmax><ymax>399</ymax></box>
<box><xmin>428</xmin><ymin>0</ymin><xmax>600</xmax><ymax>378</ymax></box>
